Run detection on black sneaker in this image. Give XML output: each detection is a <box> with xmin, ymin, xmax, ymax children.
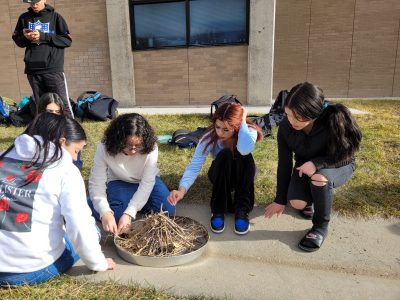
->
<box><xmin>234</xmin><ymin>212</ymin><xmax>249</xmax><ymax>235</ymax></box>
<box><xmin>210</xmin><ymin>214</ymin><xmax>225</xmax><ymax>233</ymax></box>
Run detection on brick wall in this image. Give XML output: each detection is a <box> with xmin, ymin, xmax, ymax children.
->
<box><xmin>133</xmin><ymin>45</ymin><xmax>248</xmax><ymax>105</ymax></box>
<box><xmin>2</xmin><ymin>0</ymin><xmax>111</xmax><ymax>102</ymax></box>
<box><xmin>1</xmin><ymin>1</ymin><xmax>399</xmax><ymax>105</ymax></box>
<box><xmin>274</xmin><ymin>0</ymin><xmax>400</xmax><ymax>98</ymax></box>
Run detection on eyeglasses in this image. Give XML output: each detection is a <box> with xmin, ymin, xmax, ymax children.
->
<box><xmin>123</xmin><ymin>143</ymin><xmax>143</xmax><ymax>152</ymax></box>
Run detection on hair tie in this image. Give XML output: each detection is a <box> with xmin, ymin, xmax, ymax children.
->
<box><xmin>322</xmin><ymin>101</ymin><xmax>329</xmax><ymax>109</ymax></box>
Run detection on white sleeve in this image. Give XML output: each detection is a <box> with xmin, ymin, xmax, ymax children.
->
<box><xmin>60</xmin><ymin>166</ymin><xmax>108</xmax><ymax>271</ymax></box>
<box><xmin>88</xmin><ymin>143</ymin><xmax>112</xmax><ymax>218</ymax></box>
<box><xmin>124</xmin><ymin>147</ymin><xmax>159</xmax><ymax>219</ymax></box>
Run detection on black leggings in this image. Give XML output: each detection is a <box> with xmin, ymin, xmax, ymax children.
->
<box><xmin>207</xmin><ymin>149</ymin><xmax>256</xmax><ymax>215</ymax></box>
<box><xmin>287</xmin><ymin>163</ymin><xmax>355</xmax><ymax>235</ymax></box>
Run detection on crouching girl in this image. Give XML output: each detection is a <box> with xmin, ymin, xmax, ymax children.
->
<box><xmin>264</xmin><ymin>82</ymin><xmax>362</xmax><ymax>251</ymax></box>
<box><xmin>168</xmin><ymin>103</ymin><xmax>263</xmax><ymax>235</ymax></box>
<box><xmin>88</xmin><ymin>113</ymin><xmax>175</xmax><ymax>235</ymax></box>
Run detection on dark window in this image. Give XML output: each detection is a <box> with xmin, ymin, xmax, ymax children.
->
<box><xmin>190</xmin><ymin>0</ymin><xmax>247</xmax><ymax>46</ymax></box>
<box><xmin>130</xmin><ymin>0</ymin><xmax>249</xmax><ymax>50</ymax></box>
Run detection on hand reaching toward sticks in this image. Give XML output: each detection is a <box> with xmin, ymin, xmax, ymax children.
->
<box><xmin>101</xmin><ymin>211</ymin><xmax>118</xmax><ymax>234</ymax></box>
<box><xmin>168</xmin><ymin>186</ymin><xmax>186</xmax><ymax>206</ymax></box>
<box><xmin>118</xmin><ymin>213</ymin><xmax>133</xmax><ymax>234</ymax></box>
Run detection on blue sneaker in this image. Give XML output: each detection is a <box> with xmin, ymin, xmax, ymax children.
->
<box><xmin>210</xmin><ymin>214</ymin><xmax>225</xmax><ymax>233</ymax></box>
<box><xmin>234</xmin><ymin>213</ymin><xmax>249</xmax><ymax>235</ymax></box>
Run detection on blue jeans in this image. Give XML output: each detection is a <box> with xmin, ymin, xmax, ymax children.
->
<box><xmin>0</xmin><ymin>236</ymin><xmax>79</xmax><ymax>287</ymax></box>
<box><xmin>89</xmin><ymin>176</ymin><xmax>175</xmax><ymax>222</ymax></box>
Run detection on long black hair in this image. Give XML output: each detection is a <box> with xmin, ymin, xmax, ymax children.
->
<box><xmin>102</xmin><ymin>113</ymin><xmax>157</xmax><ymax>156</ymax></box>
<box><xmin>37</xmin><ymin>92</ymin><xmax>65</xmax><ymax>115</ymax></box>
<box><xmin>0</xmin><ymin>113</ymin><xmax>86</xmax><ymax>172</ymax></box>
<box><xmin>286</xmin><ymin>82</ymin><xmax>362</xmax><ymax>162</ymax></box>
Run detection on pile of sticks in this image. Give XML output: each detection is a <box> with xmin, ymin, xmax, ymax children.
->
<box><xmin>115</xmin><ymin>212</ymin><xmax>208</xmax><ymax>257</ymax></box>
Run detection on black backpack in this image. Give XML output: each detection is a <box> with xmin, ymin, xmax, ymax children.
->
<box><xmin>8</xmin><ymin>97</ymin><xmax>35</xmax><ymax>127</ymax></box>
<box><xmin>210</xmin><ymin>95</ymin><xmax>241</xmax><ymax>118</ymax></box>
<box><xmin>251</xmin><ymin>90</ymin><xmax>289</xmax><ymax>137</ymax></box>
<box><xmin>75</xmin><ymin>91</ymin><xmax>119</xmax><ymax>121</ymax></box>
<box><xmin>169</xmin><ymin>127</ymin><xmax>207</xmax><ymax>148</ymax></box>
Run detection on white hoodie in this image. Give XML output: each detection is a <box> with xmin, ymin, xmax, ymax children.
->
<box><xmin>0</xmin><ymin>134</ymin><xmax>108</xmax><ymax>273</ymax></box>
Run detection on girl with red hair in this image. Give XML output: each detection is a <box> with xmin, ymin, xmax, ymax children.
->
<box><xmin>168</xmin><ymin>103</ymin><xmax>262</xmax><ymax>235</ymax></box>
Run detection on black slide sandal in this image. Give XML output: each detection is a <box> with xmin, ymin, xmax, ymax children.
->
<box><xmin>298</xmin><ymin>230</ymin><xmax>325</xmax><ymax>252</ymax></box>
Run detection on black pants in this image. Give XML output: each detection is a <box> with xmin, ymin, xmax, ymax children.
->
<box><xmin>287</xmin><ymin>163</ymin><xmax>355</xmax><ymax>235</ymax></box>
<box><xmin>27</xmin><ymin>72</ymin><xmax>74</xmax><ymax>118</ymax></box>
<box><xmin>207</xmin><ymin>149</ymin><xmax>256</xmax><ymax>215</ymax></box>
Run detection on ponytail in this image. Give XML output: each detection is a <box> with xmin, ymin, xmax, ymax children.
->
<box><xmin>325</xmin><ymin>104</ymin><xmax>362</xmax><ymax>162</ymax></box>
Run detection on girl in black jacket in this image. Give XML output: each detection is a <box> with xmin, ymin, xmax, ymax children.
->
<box><xmin>264</xmin><ymin>82</ymin><xmax>362</xmax><ymax>252</ymax></box>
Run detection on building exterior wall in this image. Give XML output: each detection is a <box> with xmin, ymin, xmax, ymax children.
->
<box><xmin>273</xmin><ymin>0</ymin><xmax>400</xmax><ymax>98</ymax></box>
<box><xmin>1</xmin><ymin>1</ymin><xmax>399</xmax><ymax>106</ymax></box>
<box><xmin>133</xmin><ymin>45</ymin><xmax>248</xmax><ymax>106</ymax></box>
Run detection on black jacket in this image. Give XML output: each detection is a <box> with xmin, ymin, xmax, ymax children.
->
<box><xmin>12</xmin><ymin>5</ymin><xmax>72</xmax><ymax>75</ymax></box>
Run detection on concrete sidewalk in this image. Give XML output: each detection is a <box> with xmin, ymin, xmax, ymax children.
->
<box><xmin>117</xmin><ymin>105</ymin><xmax>369</xmax><ymax>115</ymax></box>
<box><xmin>68</xmin><ymin>203</ymin><xmax>400</xmax><ymax>299</ymax></box>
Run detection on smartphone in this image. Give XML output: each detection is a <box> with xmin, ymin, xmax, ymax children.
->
<box><xmin>23</xmin><ymin>29</ymin><xmax>33</xmax><ymax>34</ymax></box>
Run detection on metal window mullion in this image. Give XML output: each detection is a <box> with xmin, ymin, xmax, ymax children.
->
<box><xmin>186</xmin><ymin>0</ymin><xmax>190</xmax><ymax>47</ymax></box>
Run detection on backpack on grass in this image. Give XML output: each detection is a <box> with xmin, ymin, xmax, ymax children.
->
<box><xmin>251</xmin><ymin>89</ymin><xmax>289</xmax><ymax>137</ymax></box>
<box><xmin>0</xmin><ymin>97</ymin><xmax>18</xmax><ymax>125</ymax></box>
<box><xmin>74</xmin><ymin>91</ymin><xmax>119</xmax><ymax>121</ymax></box>
<box><xmin>168</xmin><ymin>127</ymin><xmax>207</xmax><ymax>148</ymax></box>
<box><xmin>210</xmin><ymin>95</ymin><xmax>241</xmax><ymax>118</ymax></box>
<box><xmin>1</xmin><ymin>96</ymin><xmax>33</xmax><ymax>127</ymax></box>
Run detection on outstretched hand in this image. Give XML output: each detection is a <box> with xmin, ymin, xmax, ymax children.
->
<box><xmin>167</xmin><ymin>187</ymin><xmax>185</xmax><ymax>206</ymax></box>
<box><xmin>264</xmin><ymin>202</ymin><xmax>285</xmax><ymax>219</ymax></box>
<box><xmin>101</xmin><ymin>211</ymin><xmax>118</xmax><ymax>234</ymax></box>
<box><xmin>117</xmin><ymin>213</ymin><xmax>133</xmax><ymax>234</ymax></box>
<box><xmin>106</xmin><ymin>258</ymin><xmax>116</xmax><ymax>270</ymax></box>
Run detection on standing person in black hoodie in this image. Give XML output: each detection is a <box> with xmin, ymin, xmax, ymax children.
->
<box><xmin>12</xmin><ymin>0</ymin><xmax>74</xmax><ymax>118</ymax></box>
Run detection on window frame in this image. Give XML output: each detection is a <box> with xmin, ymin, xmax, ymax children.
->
<box><xmin>129</xmin><ymin>0</ymin><xmax>250</xmax><ymax>51</ymax></box>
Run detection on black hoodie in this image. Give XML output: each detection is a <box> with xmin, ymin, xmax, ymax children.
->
<box><xmin>12</xmin><ymin>4</ymin><xmax>72</xmax><ymax>75</ymax></box>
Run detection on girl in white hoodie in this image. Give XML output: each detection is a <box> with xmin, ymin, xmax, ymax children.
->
<box><xmin>0</xmin><ymin>113</ymin><xmax>115</xmax><ymax>286</ymax></box>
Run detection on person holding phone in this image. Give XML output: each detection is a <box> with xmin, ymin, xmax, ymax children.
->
<box><xmin>12</xmin><ymin>0</ymin><xmax>74</xmax><ymax>118</ymax></box>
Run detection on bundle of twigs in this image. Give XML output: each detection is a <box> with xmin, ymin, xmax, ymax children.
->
<box><xmin>115</xmin><ymin>212</ymin><xmax>208</xmax><ymax>257</ymax></box>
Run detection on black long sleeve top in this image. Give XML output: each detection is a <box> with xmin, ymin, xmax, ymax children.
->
<box><xmin>274</xmin><ymin>117</ymin><xmax>354</xmax><ymax>205</ymax></box>
<box><xmin>12</xmin><ymin>5</ymin><xmax>72</xmax><ymax>75</ymax></box>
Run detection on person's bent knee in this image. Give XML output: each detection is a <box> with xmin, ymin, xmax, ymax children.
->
<box><xmin>310</xmin><ymin>173</ymin><xmax>328</xmax><ymax>186</ymax></box>
<box><xmin>289</xmin><ymin>199</ymin><xmax>307</xmax><ymax>210</ymax></box>
<box><xmin>216</xmin><ymin>148</ymin><xmax>234</xmax><ymax>160</ymax></box>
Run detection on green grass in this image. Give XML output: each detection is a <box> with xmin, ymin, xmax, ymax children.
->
<box><xmin>0</xmin><ymin>276</ymin><xmax>210</xmax><ymax>299</ymax></box>
<box><xmin>0</xmin><ymin>100</ymin><xmax>399</xmax><ymax>298</ymax></box>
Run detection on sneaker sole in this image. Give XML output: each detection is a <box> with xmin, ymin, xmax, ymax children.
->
<box><xmin>211</xmin><ymin>225</ymin><xmax>225</xmax><ymax>234</ymax></box>
<box><xmin>234</xmin><ymin>225</ymin><xmax>250</xmax><ymax>235</ymax></box>
<box><xmin>298</xmin><ymin>242</ymin><xmax>320</xmax><ymax>252</ymax></box>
